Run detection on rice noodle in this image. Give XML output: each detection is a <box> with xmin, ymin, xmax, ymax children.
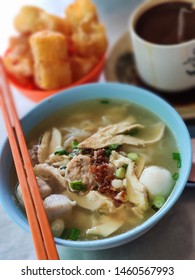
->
<box><xmin>61</xmin><ymin>127</ymin><xmax>91</xmax><ymax>141</ymax></box>
<box><xmin>79</xmin><ymin>120</ymin><xmax>97</xmax><ymax>131</ymax></box>
<box><xmin>101</xmin><ymin>116</ymin><xmax>112</xmax><ymax>126</ymax></box>
<box><xmin>63</xmin><ymin>136</ymin><xmax>75</xmax><ymax>149</ymax></box>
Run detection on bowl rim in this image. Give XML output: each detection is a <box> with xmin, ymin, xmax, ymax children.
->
<box><xmin>0</xmin><ymin>82</ymin><xmax>192</xmax><ymax>250</ymax></box>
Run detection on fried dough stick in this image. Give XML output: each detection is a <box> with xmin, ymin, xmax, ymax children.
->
<box><xmin>30</xmin><ymin>31</ymin><xmax>72</xmax><ymax>90</ymax></box>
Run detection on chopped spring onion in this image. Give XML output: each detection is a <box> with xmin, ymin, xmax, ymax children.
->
<box><xmin>105</xmin><ymin>144</ymin><xmax>120</xmax><ymax>157</ymax></box>
<box><xmin>127</xmin><ymin>152</ymin><xmax>139</xmax><ymax>161</ymax></box>
<box><xmin>71</xmin><ymin>140</ymin><xmax>79</xmax><ymax>149</ymax></box>
<box><xmin>51</xmin><ymin>219</ymin><xmax>65</xmax><ymax>237</ymax></box>
<box><xmin>172</xmin><ymin>172</ymin><xmax>179</xmax><ymax>181</ymax></box>
<box><xmin>54</xmin><ymin>149</ymin><xmax>69</xmax><ymax>156</ymax></box>
<box><xmin>68</xmin><ymin>228</ymin><xmax>81</xmax><ymax>240</ymax></box>
<box><xmin>172</xmin><ymin>152</ymin><xmax>181</xmax><ymax>160</ymax></box>
<box><xmin>152</xmin><ymin>196</ymin><xmax>166</xmax><ymax>210</ymax></box>
<box><xmin>105</xmin><ymin>149</ymin><xmax>112</xmax><ymax>157</ymax></box>
<box><xmin>109</xmin><ymin>144</ymin><xmax>120</xmax><ymax>150</ymax></box>
<box><xmin>70</xmin><ymin>180</ymin><xmax>86</xmax><ymax>191</ymax></box>
<box><xmin>100</xmin><ymin>100</ymin><xmax>109</xmax><ymax>104</ymax></box>
<box><xmin>115</xmin><ymin>167</ymin><xmax>126</xmax><ymax>179</ymax></box>
<box><xmin>172</xmin><ymin>152</ymin><xmax>181</xmax><ymax>168</ymax></box>
<box><xmin>61</xmin><ymin>228</ymin><xmax>81</xmax><ymax>240</ymax></box>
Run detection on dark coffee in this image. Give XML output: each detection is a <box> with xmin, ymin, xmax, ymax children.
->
<box><xmin>135</xmin><ymin>1</ymin><xmax>195</xmax><ymax>45</ymax></box>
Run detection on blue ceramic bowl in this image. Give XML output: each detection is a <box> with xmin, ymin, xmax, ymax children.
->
<box><xmin>0</xmin><ymin>83</ymin><xmax>192</xmax><ymax>250</ymax></box>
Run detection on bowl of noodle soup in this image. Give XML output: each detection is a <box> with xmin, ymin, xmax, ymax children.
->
<box><xmin>0</xmin><ymin>83</ymin><xmax>192</xmax><ymax>250</ymax></box>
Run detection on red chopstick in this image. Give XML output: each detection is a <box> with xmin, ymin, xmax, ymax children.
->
<box><xmin>0</xmin><ymin>58</ymin><xmax>59</xmax><ymax>260</ymax></box>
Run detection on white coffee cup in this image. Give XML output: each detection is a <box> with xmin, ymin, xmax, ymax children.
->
<box><xmin>129</xmin><ymin>0</ymin><xmax>195</xmax><ymax>93</ymax></box>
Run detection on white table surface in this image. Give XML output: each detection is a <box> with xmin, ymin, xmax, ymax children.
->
<box><xmin>1</xmin><ymin>0</ymin><xmax>195</xmax><ymax>260</ymax></box>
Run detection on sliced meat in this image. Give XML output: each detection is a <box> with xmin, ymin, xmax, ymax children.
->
<box><xmin>36</xmin><ymin>176</ymin><xmax>52</xmax><ymax>199</ymax></box>
<box><xmin>44</xmin><ymin>194</ymin><xmax>76</xmax><ymax>221</ymax></box>
<box><xmin>28</xmin><ymin>145</ymin><xmax>39</xmax><ymax>166</ymax></box>
<box><xmin>34</xmin><ymin>163</ymin><xmax>67</xmax><ymax>192</ymax></box>
<box><xmin>65</xmin><ymin>154</ymin><xmax>96</xmax><ymax>189</ymax></box>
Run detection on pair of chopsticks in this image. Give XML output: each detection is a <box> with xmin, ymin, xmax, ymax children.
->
<box><xmin>0</xmin><ymin>58</ymin><xmax>59</xmax><ymax>260</ymax></box>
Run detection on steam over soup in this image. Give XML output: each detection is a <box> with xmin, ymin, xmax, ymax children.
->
<box><xmin>15</xmin><ymin>99</ymin><xmax>180</xmax><ymax>240</ymax></box>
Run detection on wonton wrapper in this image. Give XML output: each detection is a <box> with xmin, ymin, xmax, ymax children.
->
<box><xmin>86</xmin><ymin>214</ymin><xmax>124</xmax><ymax>237</ymax></box>
<box><xmin>134</xmin><ymin>156</ymin><xmax>146</xmax><ymax>178</ymax></box>
<box><xmin>63</xmin><ymin>190</ymin><xmax>117</xmax><ymax>214</ymax></box>
<box><xmin>125</xmin><ymin>162</ymin><xmax>149</xmax><ymax>211</ymax></box>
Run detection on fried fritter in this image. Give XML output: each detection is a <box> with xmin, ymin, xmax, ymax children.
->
<box><xmin>70</xmin><ymin>55</ymin><xmax>98</xmax><ymax>81</ymax></box>
<box><xmin>3</xmin><ymin>35</ymin><xmax>33</xmax><ymax>85</ymax></box>
<box><xmin>65</xmin><ymin>0</ymin><xmax>98</xmax><ymax>34</ymax></box>
<box><xmin>4</xmin><ymin>0</ymin><xmax>108</xmax><ymax>91</ymax></box>
<box><xmin>14</xmin><ymin>6</ymin><xmax>67</xmax><ymax>35</ymax></box>
<box><xmin>30</xmin><ymin>31</ymin><xmax>72</xmax><ymax>90</ymax></box>
<box><xmin>71</xmin><ymin>23</ymin><xmax>107</xmax><ymax>57</ymax></box>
